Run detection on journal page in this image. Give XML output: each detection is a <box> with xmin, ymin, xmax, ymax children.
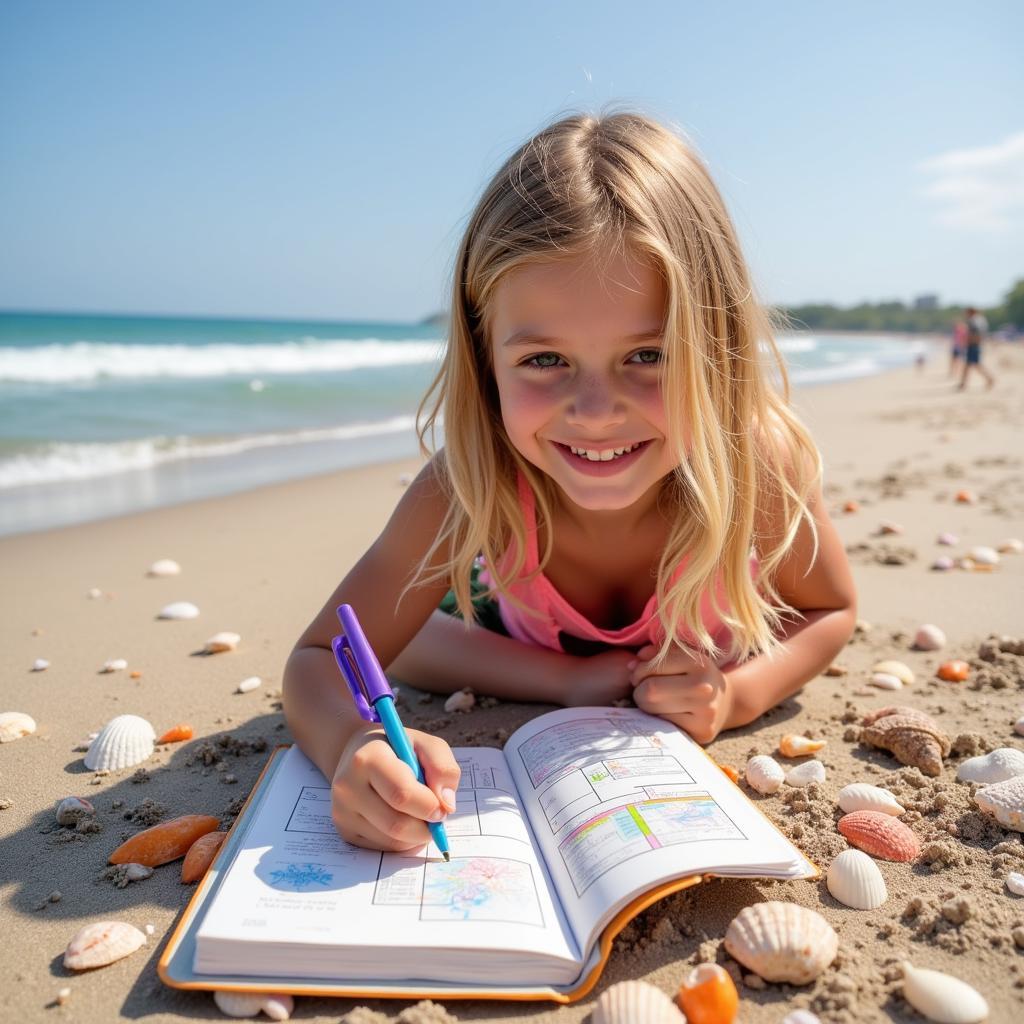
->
<box><xmin>503</xmin><ymin>707</ymin><xmax>813</xmax><ymax>953</ymax></box>
<box><xmin>194</xmin><ymin>744</ymin><xmax>580</xmax><ymax>976</ymax></box>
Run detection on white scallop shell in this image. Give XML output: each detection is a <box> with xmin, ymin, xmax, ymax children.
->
<box><xmin>31</xmin><ymin>658</ymin><xmax>50</xmax><ymax>672</ymax></box>
<box><xmin>147</xmin><ymin>558</ymin><xmax>181</xmax><ymax>576</ymax></box>
<box><xmin>204</xmin><ymin>631</ymin><xmax>241</xmax><ymax>653</ymax></box>
<box><xmin>55</xmin><ymin>796</ymin><xmax>95</xmax><ymax>826</ymax></box>
<box><xmin>724</xmin><ymin>901</ymin><xmax>838</xmax><ymax>984</ymax></box>
<box><xmin>236</xmin><ymin>676</ymin><xmax>261</xmax><ymax>694</ymax></box>
<box><xmin>826</xmin><ymin>849</ymin><xmax>888</xmax><ymax>909</ymax></box>
<box><xmin>63</xmin><ymin>921</ymin><xmax>146</xmax><ymax>969</ymax></box>
<box><xmin>838</xmin><ymin>783</ymin><xmax>905</xmax><ymax>816</ymax></box>
<box><xmin>1005</xmin><ymin>871</ymin><xmax>1024</xmax><ymax>896</ymax></box>
<box><xmin>83</xmin><ymin>714</ymin><xmax>155</xmax><ymax>771</ymax></box>
<box><xmin>782</xmin><ymin>1013</ymin><xmax>822</xmax><ymax>1024</ymax></box>
<box><xmin>785</xmin><ymin>759</ymin><xmax>826</xmax><ymax>787</ymax></box>
<box><xmin>998</xmin><ymin>538</ymin><xmax>1023</xmax><ymax>554</ymax></box>
<box><xmin>872</xmin><ymin>660</ymin><xmax>915</xmax><ymax>685</ymax></box>
<box><xmin>100</xmin><ymin>658</ymin><xmax>128</xmax><ymax>673</ymax></box>
<box><xmin>870</xmin><ymin>672</ymin><xmax>903</xmax><ymax>690</ymax></box>
<box><xmin>592</xmin><ymin>980</ymin><xmax>684</xmax><ymax>1024</ymax></box>
<box><xmin>901</xmin><ymin>961</ymin><xmax>989</xmax><ymax>1023</ymax></box>
<box><xmin>969</xmin><ymin>545</ymin><xmax>1000</xmax><ymax>565</ymax></box>
<box><xmin>974</xmin><ymin>775</ymin><xmax>1024</xmax><ymax>831</ymax></box>
<box><xmin>444</xmin><ymin>688</ymin><xmax>476</xmax><ymax>713</ymax></box>
<box><xmin>0</xmin><ymin>711</ymin><xmax>37</xmax><ymax>743</ymax></box>
<box><xmin>913</xmin><ymin>624</ymin><xmax>946</xmax><ymax>651</ymax></box>
<box><xmin>158</xmin><ymin>601</ymin><xmax>199</xmax><ymax>620</ymax></box>
<box><xmin>745</xmin><ymin>755</ymin><xmax>785</xmax><ymax>794</ymax></box>
<box><xmin>956</xmin><ymin>747</ymin><xmax>1024</xmax><ymax>785</ymax></box>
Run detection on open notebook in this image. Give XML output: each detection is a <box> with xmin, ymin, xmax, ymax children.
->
<box><xmin>160</xmin><ymin>706</ymin><xmax>816</xmax><ymax>1002</ymax></box>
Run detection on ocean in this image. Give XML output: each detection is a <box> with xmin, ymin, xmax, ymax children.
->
<box><xmin>0</xmin><ymin>312</ymin><xmax>927</xmax><ymax>536</ymax></box>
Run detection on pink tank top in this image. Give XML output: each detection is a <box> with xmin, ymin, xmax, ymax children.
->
<box><xmin>479</xmin><ymin>474</ymin><xmax>757</xmax><ymax>663</ymax></box>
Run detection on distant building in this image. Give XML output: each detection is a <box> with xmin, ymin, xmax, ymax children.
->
<box><xmin>913</xmin><ymin>294</ymin><xmax>940</xmax><ymax>310</ymax></box>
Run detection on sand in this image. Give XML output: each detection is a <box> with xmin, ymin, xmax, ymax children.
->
<box><xmin>2</xmin><ymin>345</ymin><xmax>1023</xmax><ymax>1023</ymax></box>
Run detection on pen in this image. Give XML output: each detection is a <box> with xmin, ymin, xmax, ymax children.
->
<box><xmin>331</xmin><ymin>603</ymin><xmax>451</xmax><ymax>861</ymax></box>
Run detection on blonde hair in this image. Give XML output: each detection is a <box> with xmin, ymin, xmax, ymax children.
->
<box><xmin>414</xmin><ymin>109</ymin><xmax>821</xmax><ymax>665</ymax></box>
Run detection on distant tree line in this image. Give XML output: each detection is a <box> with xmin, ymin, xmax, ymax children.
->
<box><xmin>778</xmin><ymin>278</ymin><xmax>1024</xmax><ymax>335</ymax></box>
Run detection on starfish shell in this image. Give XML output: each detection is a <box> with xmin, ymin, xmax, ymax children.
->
<box><xmin>859</xmin><ymin>706</ymin><xmax>950</xmax><ymax>776</ymax></box>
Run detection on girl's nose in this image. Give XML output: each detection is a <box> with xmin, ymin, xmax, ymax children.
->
<box><xmin>565</xmin><ymin>374</ymin><xmax>627</xmax><ymax>428</ymax></box>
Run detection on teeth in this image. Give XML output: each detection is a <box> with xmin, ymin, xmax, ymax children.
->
<box><xmin>568</xmin><ymin>443</ymin><xmax>640</xmax><ymax>461</ymax></box>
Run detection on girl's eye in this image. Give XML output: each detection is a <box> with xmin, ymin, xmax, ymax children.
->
<box><xmin>525</xmin><ymin>352</ymin><xmax>564</xmax><ymax>369</ymax></box>
<box><xmin>629</xmin><ymin>348</ymin><xmax>663</xmax><ymax>365</ymax></box>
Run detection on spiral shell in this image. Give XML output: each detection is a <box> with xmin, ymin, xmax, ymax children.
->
<box><xmin>158</xmin><ymin>601</ymin><xmax>200</xmax><ymax>620</ymax></box>
<box><xmin>779</xmin><ymin>734</ymin><xmax>826</xmax><ymax>757</ymax></box>
<box><xmin>956</xmin><ymin>747</ymin><xmax>1024</xmax><ymax>785</ymax></box>
<box><xmin>64</xmin><ymin>921</ymin><xmax>146</xmax><ymax>970</ymax></box>
<box><xmin>837</xmin><ymin>783</ymin><xmax>904</xmax><ymax>816</ymax></box>
<box><xmin>593</xmin><ymin>980</ymin><xmax>684</xmax><ymax>1024</ymax></box>
<box><xmin>974</xmin><ymin>775</ymin><xmax>1024</xmax><ymax>831</ymax></box>
<box><xmin>724</xmin><ymin>901</ymin><xmax>838</xmax><ymax>984</ymax></box>
<box><xmin>901</xmin><ymin>961</ymin><xmax>988</xmax><ymax>1023</ymax></box>
<box><xmin>785</xmin><ymin>760</ymin><xmax>826</xmax><ymax>787</ymax></box>
<box><xmin>838</xmin><ymin>810</ymin><xmax>920</xmax><ymax>861</ymax></box>
<box><xmin>745</xmin><ymin>755</ymin><xmax>784</xmax><ymax>795</ymax></box>
<box><xmin>0</xmin><ymin>711</ymin><xmax>37</xmax><ymax>743</ymax></box>
<box><xmin>826</xmin><ymin>849</ymin><xmax>888</xmax><ymax>909</ymax></box>
<box><xmin>84</xmin><ymin>714</ymin><xmax>155</xmax><ymax>771</ymax></box>
<box><xmin>859</xmin><ymin>706</ymin><xmax>950</xmax><ymax>776</ymax></box>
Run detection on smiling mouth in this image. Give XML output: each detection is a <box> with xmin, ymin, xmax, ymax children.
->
<box><xmin>555</xmin><ymin>440</ymin><xmax>650</xmax><ymax>462</ymax></box>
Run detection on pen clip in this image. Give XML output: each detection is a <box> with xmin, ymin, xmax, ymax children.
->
<box><xmin>332</xmin><ymin>604</ymin><xmax>394</xmax><ymax>724</ymax></box>
<box><xmin>331</xmin><ymin>634</ymin><xmax>380</xmax><ymax>723</ymax></box>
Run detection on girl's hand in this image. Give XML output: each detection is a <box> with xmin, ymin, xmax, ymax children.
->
<box><xmin>564</xmin><ymin>648</ymin><xmax>637</xmax><ymax>708</ymax></box>
<box><xmin>331</xmin><ymin>721</ymin><xmax>460</xmax><ymax>852</ymax></box>
<box><xmin>629</xmin><ymin>644</ymin><xmax>733</xmax><ymax>744</ymax></box>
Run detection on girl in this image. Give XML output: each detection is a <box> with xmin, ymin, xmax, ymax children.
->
<box><xmin>284</xmin><ymin>111</ymin><xmax>856</xmax><ymax>853</ymax></box>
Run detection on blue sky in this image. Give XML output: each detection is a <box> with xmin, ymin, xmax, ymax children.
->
<box><xmin>1</xmin><ymin>1</ymin><xmax>1021</xmax><ymax>321</ymax></box>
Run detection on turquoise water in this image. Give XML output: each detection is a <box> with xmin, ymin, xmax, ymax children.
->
<box><xmin>0</xmin><ymin>312</ymin><xmax>926</xmax><ymax>535</ymax></box>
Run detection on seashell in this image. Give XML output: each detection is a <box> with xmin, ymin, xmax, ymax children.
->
<box><xmin>998</xmin><ymin>538</ymin><xmax>1023</xmax><ymax>554</ymax></box>
<box><xmin>157</xmin><ymin>723</ymin><xmax>194</xmax><ymax>744</ymax></box>
<box><xmin>55</xmin><ymin>796</ymin><xmax>95</xmax><ymax>826</ymax></box>
<box><xmin>100</xmin><ymin>658</ymin><xmax>128</xmax><ymax>673</ymax></box>
<box><xmin>84</xmin><ymin>714</ymin><xmax>155</xmax><ymax>771</ymax></box>
<box><xmin>785</xmin><ymin>760</ymin><xmax>826</xmax><ymax>787</ymax></box>
<box><xmin>937</xmin><ymin>660</ymin><xmax>969</xmax><ymax>682</ymax></box>
<box><xmin>968</xmin><ymin>545</ymin><xmax>999</xmax><ymax>566</ymax></box>
<box><xmin>444</xmin><ymin>688</ymin><xmax>476</xmax><ymax>713</ymax></box>
<box><xmin>957</xmin><ymin>748</ymin><xmax>1024</xmax><ymax>785</ymax></box>
<box><xmin>745</xmin><ymin>755</ymin><xmax>784</xmax><ymax>795</ymax></box>
<box><xmin>782</xmin><ymin>1013</ymin><xmax>822</xmax><ymax>1024</ymax></box>
<box><xmin>203</xmin><ymin>631</ymin><xmax>240</xmax><ymax>654</ymax></box>
<box><xmin>779</xmin><ymin>734</ymin><xmax>826</xmax><ymax>757</ymax></box>
<box><xmin>31</xmin><ymin>658</ymin><xmax>50</xmax><ymax>672</ymax></box>
<box><xmin>826</xmin><ymin>849</ymin><xmax>888</xmax><ymax>909</ymax></box>
<box><xmin>109</xmin><ymin>814</ymin><xmax>220</xmax><ymax>866</ymax></box>
<box><xmin>870</xmin><ymin>672</ymin><xmax>903</xmax><ymax>691</ymax></box>
<box><xmin>181</xmin><ymin>830</ymin><xmax>227</xmax><ymax>883</ymax></box>
<box><xmin>859</xmin><ymin>706</ymin><xmax>950</xmax><ymax>776</ymax></box>
<box><xmin>913</xmin><ymin>624</ymin><xmax>946</xmax><ymax>651</ymax></box>
<box><xmin>723</xmin><ymin>901</ymin><xmax>838</xmax><ymax>984</ymax></box>
<box><xmin>87</xmin><ymin>587</ymin><xmax>103</xmax><ymax>599</ymax></box>
<box><xmin>261</xmin><ymin>995</ymin><xmax>295</xmax><ymax>1021</ymax></box>
<box><xmin>879</xmin><ymin>521</ymin><xmax>903</xmax><ymax>535</ymax></box>
<box><xmin>124</xmin><ymin>863</ymin><xmax>153</xmax><ymax>882</ymax></box>
<box><xmin>213</xmin><ymin>991</ymin><xmax>266</xmax><ymax>1018</ymax></box>
<box><xmin>838</xmin><ymin>783</ymin><xmax>905</xmax><ymax>816</ymax></box>
<box><xmin>158</xmin><ymin>601</ymin><xmax>199</xmax><ymax>620</ymax></box>
<box><xmin>931</xmin><ymin>556</ymin><xmax>956</xmax><ymax>571</ymax></box>
<box><xmin>0</xmin><ymin>711</ymin><xmax>37</xmax><ymax>742</ymax></box>
<box><xmin>1005</xmin><ymin>871</ymin><xmax>1024</xmax><ymax>896</ymax></box>
<box><xmin>842</xmin><ymin>500</ymin><xmax>859</xmax><ymax>513</ymax></box>
<box><xmin>974</xmin><ymin>775</ymin><xmax>1024</xmax><ymax>831</ymax></box>
<box><xmin>64</xmin><ymin>921</ymin><xmax>146</xmax><ymax>970</ymax></box>
<box><xmin>901</xmin><ymin>960</ymin><xmax>988</xmax><ymax>1023</ymax></box>
<box><xmin>1015</xmin><ymin>716</ymin><xmax>1024</xmax><ymax>737</ymax></box>
<box><xmin>838</xmin><ymin>810</ymin><xmax>920</xmax><ymax>861</ymax></box>
<box><xmin>954</xmin><ymin>489</ymin><xmax>977</xmax><ymax>504</ymax></box>
<box><xmin>236</xmin><ymin>676</ymin><xmax>261</xmax><ymax>694</ymax></box>
<box><xmin>958</xmin><ymin>556</ymin><xmax>994</xmax><ymax>573</ymax></box>
<box><xmin>675</xmin><ymin>962</ymin><xmax>738</xmax><ymax>1024</ymax></box>
<box><xmin>872</xmin><ymin>660</ymin><xmax>915</xmax><ymax>685</ymax></box>
<box><xmin>147</xmin><ymin>558</ymin><xmax>181</xmax><ymax>576</ymax></box>
<box><xmin>593</xmin><ymin>980</ymin><xmax>684</xmax><ymax>1024</ymax></box>
<box><xmin>936</xmin><ymin>532</ymin><xmax>958</xmax><ymax>546</ymax></box>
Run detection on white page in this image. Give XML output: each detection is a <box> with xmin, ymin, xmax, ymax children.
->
<box><xmin>195</xmin><ymin>745</ymin><xmax>580</xmax><ymax>977</ymax></box>
<box><xmin>503</xmin><ymin>707</ymin><xmax>813</xmax><ymax>952</ymax></box>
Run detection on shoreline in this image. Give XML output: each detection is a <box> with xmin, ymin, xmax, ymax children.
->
<box><xmin>2</xmin><ymin>350</ymin><xmax>1023</xmax><ymax>1022</ymax></box>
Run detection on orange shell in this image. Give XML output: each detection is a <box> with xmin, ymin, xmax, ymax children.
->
<box><xmin>109</xmin><ymin>814</ymin><xmax>220</xmax><ymax>867</ymax></box>
<box><xmin>157</xmin><ymin>723</ymin><xmax>194</xmax><ymax>744</ymax></box>
<box><xmin>955</xmin><ymin>489</ymin><xmax>977</xmax><ymax>504</ymax></box>
<box><xmin>843</xmin><ymin>500</ymin><xmax>860</xmax><ymax>513</ymax></box>
<box><xmin>717</xmin><ymin>764</ymin><xmax>740</xmax><ymax>784</ymax></box>
<box><xmin>838</xmin><ymin>810</ymin><xmax>920</xmax><ymax>862</ymax></box>
<box><xmin>676</xmin><ymin>962</ymin><xmax>738</xmax><ymax>1024</ymax></box>
<box><xmin>129</xmin><ymin>670</ymin><xmax>143</xmax><ymax>679</ymax></box>
<box><xmin>779</xmin><ymin>734</ymin><xmax>827</xmax><ymax>757</ymax></box>
<box><xmin>937</xmin><ymin>660</ymin><xmax>970</xmax><ymax>682</ymax></box>
<box><xmin>181</xmin><ymin>830</ymin><xmax>227</xmax><ymax>883</ymax></box>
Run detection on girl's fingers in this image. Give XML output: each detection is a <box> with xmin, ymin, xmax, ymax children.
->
<box><xmin>414</xmin><ymin>732</ymin><xmax>462</xmax><ymax>813</ymax></box>
<box><xmin>631</xmin><ymin>646</ymin><xmax>702</xmax><ymax>684</ymax></box>
<box><xmin>364</xmin><ymin>758</ymin><xmax>446</xmax><ymax>841</ymax></box>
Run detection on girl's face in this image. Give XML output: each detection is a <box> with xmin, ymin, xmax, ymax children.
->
<box><xmin>488</xmin><ymin>247</ymin><xmax>680</xmax><ymax>513</ymax></box>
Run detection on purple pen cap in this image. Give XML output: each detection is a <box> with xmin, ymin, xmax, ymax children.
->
<box><xmin>332</xmin><ymin>604</ymin><xmax>394</xmax><ymax>723</ymax></box>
